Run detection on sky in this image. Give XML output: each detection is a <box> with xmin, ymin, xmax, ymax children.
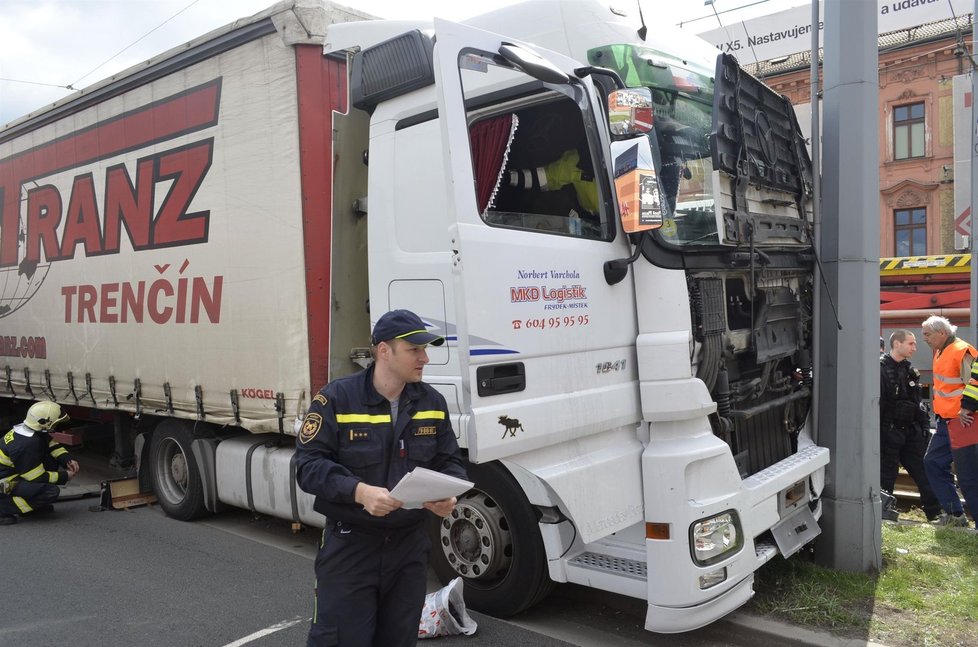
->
<box><xmin>0</xmin><ymin>0</ymin><xmax>802</xmax><ymax>126</ymax></box>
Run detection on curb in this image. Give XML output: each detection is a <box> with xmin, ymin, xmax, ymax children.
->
<box><xmin>727</xmin><ymin>611</ymin><xmax>890</xmax><ymax>647</ymax></box>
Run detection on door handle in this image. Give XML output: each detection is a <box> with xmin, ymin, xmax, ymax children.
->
<box><xmin>476</xmin><ymin>363</ymin><xmax>525</xmax><ymax>396</ymax></box>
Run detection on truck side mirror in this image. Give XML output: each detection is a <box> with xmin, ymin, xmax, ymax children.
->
<box><xmin>608</xmin><ymin>88</ymin><xmax>654</xmax><ymax>137</ymax></box>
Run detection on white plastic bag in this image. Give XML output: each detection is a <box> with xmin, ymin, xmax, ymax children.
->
<box><xmin>418</xmin><ymin>577</ymin><xmax>478</xmax><ymax>638</ymax></box>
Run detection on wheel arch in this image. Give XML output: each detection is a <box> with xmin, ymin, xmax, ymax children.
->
<box><xmin>428</xmin><ymin>459</ymin><xmax>555</xmax><ymax>617</ymax></box>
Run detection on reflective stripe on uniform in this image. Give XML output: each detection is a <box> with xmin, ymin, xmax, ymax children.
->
<box><xmin>50</xmin><ymin>446</ymin><xmax>68</xmax><ymax>459</ymax></box>
<box><xmin>335</xmin><ymin>414</ymin><xmax>391</xmax><ymax>424</ymax></box>
<box><xmin>932</xmin><ymin>338</ymin><xmax>978</xmax><ymax>418</ymax></box>
<box><xmin>12</xmin><ymin>496</ymin><xmax>31</xmax><ymax>513</ymax></box>
<box><xmin>0</xmin><ymin>449</ymin><xmax>12</xmax><ymax>467</ymax></box>
<box><xmin>412</xmin><ymin>411</ymin><xmax>446</xmax><ymax>420</ymax></box>
<box><xmin>21</xmin><ymin>464</ymin><xmax>45</xmax><ymax>482</ymax></box>
<box><xmin>965</xmin><ymin>380</ymin><xmax>978</xmax><ymax>401</ymax></box>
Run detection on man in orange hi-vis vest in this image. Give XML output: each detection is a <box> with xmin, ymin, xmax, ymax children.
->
<box><xmin>921</xmin><ymin>315</ymin><xmax>976</xmax><ymax>527</ymax></box>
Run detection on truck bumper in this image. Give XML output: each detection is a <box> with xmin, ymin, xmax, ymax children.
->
<box><xmin>644</xmin><ymin>573</ymin><xmax>754</xmax><ymax>634</ymax></box>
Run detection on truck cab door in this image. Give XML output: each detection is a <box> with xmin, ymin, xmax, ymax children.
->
<box><xmin>431</xmin><ymin>19</ymin><xmax>642</xmax><ymax>467</ymax></box>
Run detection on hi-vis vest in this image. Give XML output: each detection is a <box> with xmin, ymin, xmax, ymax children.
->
<box><xmin>932</xmin><ymin>338</ymin><xmax>978</xmax><ymax>418</ymax></box>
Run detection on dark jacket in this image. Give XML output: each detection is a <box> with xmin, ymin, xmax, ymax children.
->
<box><xmin>880</xmin><ymin>354</ymin><xmax>929</xmax><ymax>431</ymax></box>
<box><xmin>294</xmin><ymin>365</ymin><xmax>466</xmax><ymax>530</ymax></box>
<box><xmin>0</xmin><ymin>425</ymin><xmax>72</xmax><ymax>490</ymax></box>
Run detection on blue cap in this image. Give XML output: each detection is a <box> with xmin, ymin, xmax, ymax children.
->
<box><xmin>371</xmin><ymin>309</ymin><xmax>445</xmax><ymax>346</ymax></box>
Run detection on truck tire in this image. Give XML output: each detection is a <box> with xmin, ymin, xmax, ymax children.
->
<box><xmin>428</xmin><ymin>462</ymin><xmax>553</xmax><ymax>617</ymax></box>
<box><xmin>149</xmin><ymin>420</ymin><xmax>208</xmax><ymax>520</ymax></box>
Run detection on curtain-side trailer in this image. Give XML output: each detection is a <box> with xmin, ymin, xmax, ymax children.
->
<box><xmin>0</xmin><ymin>0</ymin><xmax>829</xmax><ymax>633</ymax></box>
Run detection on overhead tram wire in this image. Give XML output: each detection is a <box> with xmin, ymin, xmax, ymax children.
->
<box><xmin>677</xmin><ymin>0</ymin><xmax>771</xmax><ymax>28</ymax></box>
<box><xmin>69</xmin><ymin>0</ymin><xmax>205</xmax><ymax>89</ymax></box>
<box><xmin>1</xmin><ymin>0</ymin><xmax>206</xmax><ymax>96</ymax></box>
<box><xmin>945</xmin><ymin>0</ymin><xmax>978</xmax><ymax>71</ymax></box>
<box><xmin>0</xmin><ymin>77</ymin><xmax>73</xmax><ymax>89</ymax></box>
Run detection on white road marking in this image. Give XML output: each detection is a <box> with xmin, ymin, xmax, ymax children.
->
<box><xmin>221</xmin><ymin>616</ymin><xmax>309</xmax><ymax>647</ymax></box>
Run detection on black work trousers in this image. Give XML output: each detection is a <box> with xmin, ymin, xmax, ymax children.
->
<box><xmin>0</xmin><ymin>481</ymin><xmax>59</xmax><ymax>516</ymax></box>
<box><xmin>880</xmin><ymin>422</ymin><xmax>941</xmax><ymax>518</ymax></box>
<box><xmin>307</xmin><ymin>520</ymin><xmax>430</xmax><ymax>647</ymax></box>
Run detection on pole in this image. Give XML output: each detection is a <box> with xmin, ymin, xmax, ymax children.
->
<box><xmin>811</xmin><ymin>0</ymin><xmax>820</xmax><ymax>209</ymax></box>
<box><xmin>970</xmin><ymin>1</ymin><xmax>977</xmax><ymax>340</ymax></box>
<box><xmin>814</xmin><ymin>0</ymin><xmax>882</xmax><ymax>572</ymax></box>
<box><xmin>810</xmin><ymin>0</ymin><xmax>821</xmax><ymax>442</ymax></box>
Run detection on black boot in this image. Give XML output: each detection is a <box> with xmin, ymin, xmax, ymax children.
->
<box><xmin>881</xmin><ymin>490</ymin><xmax>900</xmax><ymax>522</ymax></box>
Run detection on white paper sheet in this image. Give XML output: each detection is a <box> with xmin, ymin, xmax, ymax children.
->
<box><xmin>389</xmin><ymin>467</ymin><xmax>474</xmax><ymax>509</ymax></box>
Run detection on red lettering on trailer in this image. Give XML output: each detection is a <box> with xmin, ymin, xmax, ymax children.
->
<box><xmin>0</xmin><ymin>335</ymin><xmax>47</xmax><ymax>359</ymax></box>
<box><xmin>24</xmin><ymin>185</ymin><xmax>62</xmax><ymax>264</ymax></box>
<box><xmin>60</xmin><ymin>261</ymin><xmax>223</xmax><ymax>324</ymax></box>
<box><xmin>0</xmin><ymin>79</ymin><xmax>222</xmax><ymax>269</ymax></box>
<box><xmin>22</xmin><ymin>140</ymin><xmax>214</xmax><ymax>265</ymax></box>
<box><xmin>103</xmin><ymin>158</ymin><xmax>156</xmax><ymax>253</ymax></box>
<box><xmin>240</xmin><ymin>388</ymin><xmax>276</xmax><ymax>399</ymax></box>
<box><xmin>60</xmin><ymin>173</ymin><xmax>102</xmax><ymax>259</ymax></box>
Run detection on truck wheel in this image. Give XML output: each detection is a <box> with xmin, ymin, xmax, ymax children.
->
<box><xmin>428</xmin><ymin>462</ymin><xmax>552</xmax><ymax>617</ymax></box>
<box><xmin>149</xmin><ymin>420</ymin><xmax>207</xmax><ymax>520</ymax></box>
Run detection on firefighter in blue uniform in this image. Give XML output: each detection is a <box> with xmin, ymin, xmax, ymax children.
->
<box><xmin>0</xmin><ymin>401</ymin><xmax>79</xmax><ymax>525</ymax></box>
<box><xmin>296</xmin><ymin>309</ymin><xmax>467</xmax><ymax>647</ymax></box>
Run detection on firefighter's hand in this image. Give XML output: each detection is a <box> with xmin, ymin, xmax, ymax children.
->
<box><xmin>66</xmin><ymin>460</ymin><xmax>80</xmax><ymax>479</ymax></box>
<box><xmin>960</xmin><ymin>410</ymin><xmax>974</xmax><ymax>427</ymax></box>
<box><xmin>354</xmin><ymin>483</ymin><xmax>402</xmax><ymax>517</ymax></box>
<box><xmin>424</xmin><ymin>497</ymin><xmax>457</xmax><ymax>518</ymax></box>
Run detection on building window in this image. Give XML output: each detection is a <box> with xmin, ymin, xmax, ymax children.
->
<box><xmin>894</xmin><ymin>208</ymin><xmax>926</xmax><ymax>256</ymax></box>
<box><xmin>893</xmin><ymin>102</ymin><xmax>925</xmax><ymax>160</ymax></box>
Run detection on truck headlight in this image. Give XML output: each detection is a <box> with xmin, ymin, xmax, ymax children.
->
<box><xmin>690</xmin><ymin>510</ymin><xmax>743</xmax><ymax>566</ymax></box>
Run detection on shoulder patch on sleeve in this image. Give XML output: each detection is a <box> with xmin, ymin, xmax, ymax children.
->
<box><xmin>300</xmin><ymin>413</ymin><xmax>323</xmax><ymax>444</ymax></box>
<box><xmin>313</xmin><ymin>394</ymin><xmax>328</xmax><ymax>406</ymax></box>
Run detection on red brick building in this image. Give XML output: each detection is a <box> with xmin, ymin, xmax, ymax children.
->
<box><xmin>752</xmin><ymin>16</ymin><xmax>974</xmax><ymax>257</ymax></box>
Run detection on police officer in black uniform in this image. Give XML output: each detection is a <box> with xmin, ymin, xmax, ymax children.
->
<box><xmin>880</xmin><ymin>330</ymin><xmax>940</xmax><ymax>521</ymax></box>
<box><xmin>295</xmin><ymin>309</ymin><xmax>467</xmax><ymax>647</ymax></box>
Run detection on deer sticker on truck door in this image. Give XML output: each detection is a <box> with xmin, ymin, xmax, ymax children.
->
<box><xmin>0</xmin><ymin>79</ymin><xmax>223</xmax><ymax>322</ymax></box>
<box><xmin>497</xmin><ymin>415</ymin><xmax>524</xmax><ymax>438</ymax></box>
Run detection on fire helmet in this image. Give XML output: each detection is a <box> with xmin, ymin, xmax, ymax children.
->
<box><xmin>24</xmin><ymin>401</ymin><xmax>69</xmax><ymax>431</ymax></box>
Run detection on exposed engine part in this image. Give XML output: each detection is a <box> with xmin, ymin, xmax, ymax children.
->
<box><xmin>691</xmin><ymin>271</ymin><xmax>815</xmax><ymax>478</ymax></box>
<box><xmin>691</xmin><ymin>278</ymin><xmax>725</xmax><ymax>391</ymax></box>
<box><xmin>713</xmin><ymin>367</ymin><xmax>734</xmax><ymax>440</ymax></box>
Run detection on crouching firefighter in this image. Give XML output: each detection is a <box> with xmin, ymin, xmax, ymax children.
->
<box><xmin>0</xmin><ymin>401</ymin><xmax>80</xmax><ymax>525</ymax></box>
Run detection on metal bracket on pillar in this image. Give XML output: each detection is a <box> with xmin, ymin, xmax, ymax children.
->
<box><xmin>67</xmin><ymin>372</ymin><xmax>79</xmax><ymax>404</ymax></box>
<box><xmin>4</xmin><ymin>366</ymin><xmax>14</xmax><ymax>396</ymax></box>
<box><xmin>85</xmin><ymin>373</ymin><xmax>97</xmax><ymax>407</ymax></box>
<box><xmin>23</xmin><ymin>368</ymin><xmax>34</xmax><ymax>399</ymax></box>
<box><xmin>43</xmin><ymin>370</ymin><xmax>56</xmax><ymax>400</ymax></box>
<box><xmin>132</xmin><ymin>379</ymin><xmax>142</xmax><ymax>419</ymax></box>
<box><xmin>109</xmin><ymin>376</ymin><xmax>119</xmax><ymax>408</ymax></box>
<box><xmin>195</xmin><ymin>385</ymin><xmax>205</xmax><ymax>420</ymax></box>
<box><xmin>230</xmin><ymin>390</ymin><xmax>241</xmax><ymax>424</ymax></box>
<box><xmin>163</xmin><ymin>382</ymin><xmax>174</xmax><ymax>415</ymax></box>
<box><xmin>275</xmin><ymin>392</ymin><xmax>285</xmax><ymax>435</ymax></box>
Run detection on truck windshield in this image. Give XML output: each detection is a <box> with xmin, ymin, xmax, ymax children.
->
<box><xmin>588</xmin><ymin>44</ymin><xmax>720</xmax><ymax>246</ymax></box>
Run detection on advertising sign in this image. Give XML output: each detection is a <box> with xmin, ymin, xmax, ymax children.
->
<box><xmin>695</xmin><ymin>0</ymin><xmax>972</xmax><ymax>64</ymax></box>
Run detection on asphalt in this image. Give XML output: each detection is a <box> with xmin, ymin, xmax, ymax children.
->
<box><xmin>60</xmin><ymin>444</ymin><xmax>890</xmax><ymax>647</ymax></box>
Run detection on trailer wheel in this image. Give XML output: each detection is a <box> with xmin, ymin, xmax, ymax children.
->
<box><xmin>428</xmin><ymin>462</ymin><xmax>552</xmax><ymax>617</ymax></box>
<box><xmin>149</xmin><ymin>420</ymin><xmax>208</xmax><ymax>520</ymax></box>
